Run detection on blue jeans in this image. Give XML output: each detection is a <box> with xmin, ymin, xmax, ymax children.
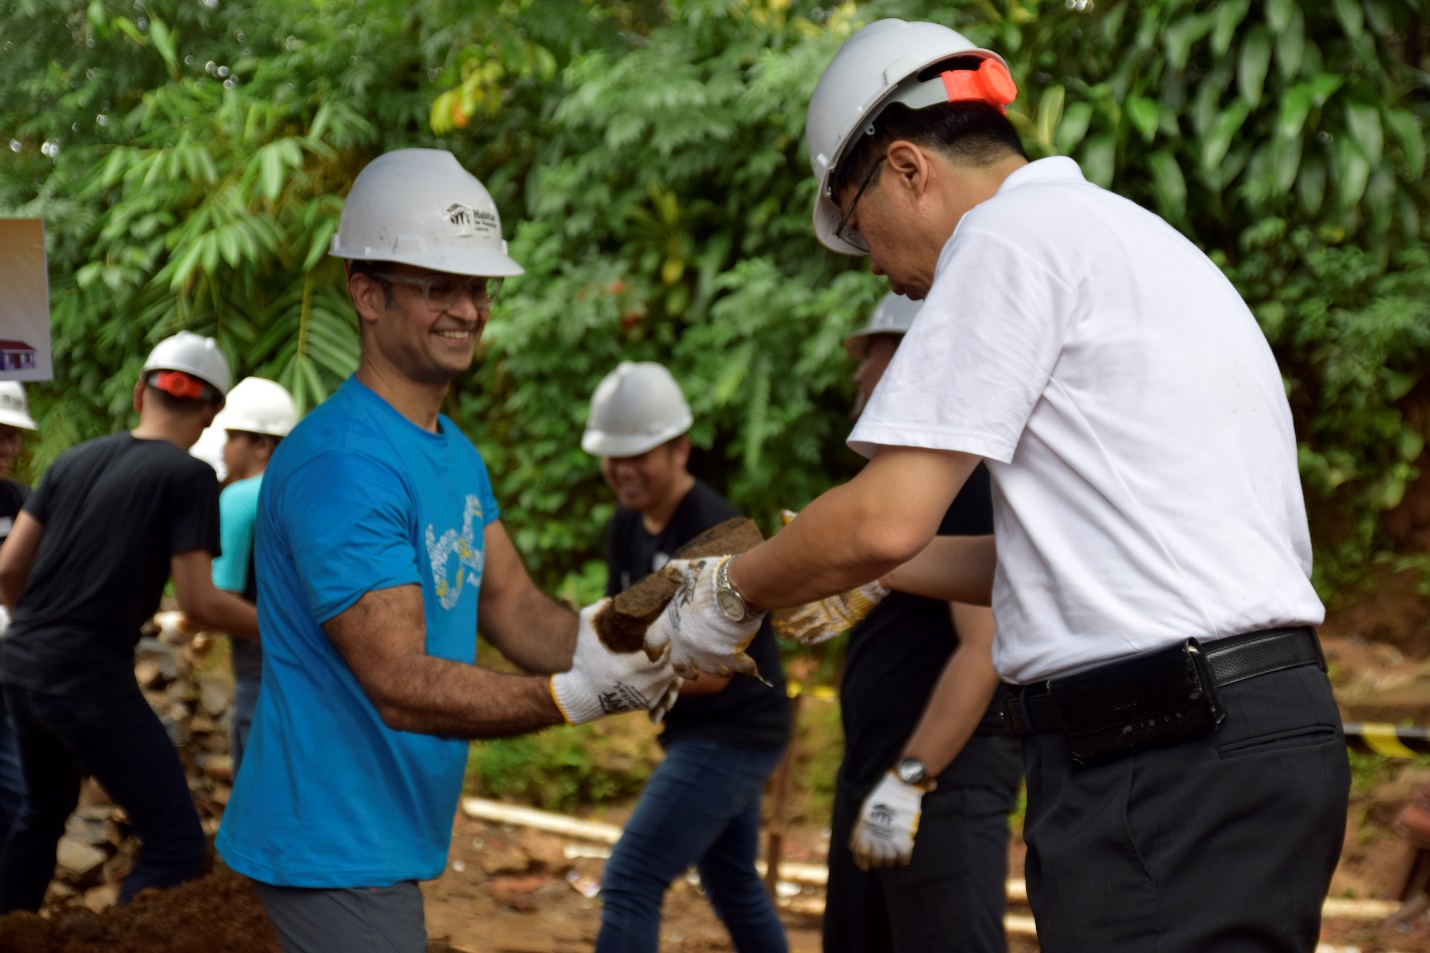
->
<box><xmin>230</xmin><ymin>676</ymin><xmax>261</xmax><ymax>776</ymax></box>
<box><xmin>597</xmin><ymin>738</ymin><xmax>789</xmax><ymax>953</ymax></box>
<box><xmin>0</xmin><ymin>682</ymin><xmax>205</xmax><ymax>912</ymax></box>
<box><xmin>0</xmin><ymin>689</ymin><xmax>26</xmax><ymax>846</ymax></box>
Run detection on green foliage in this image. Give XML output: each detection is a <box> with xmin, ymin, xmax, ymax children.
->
<box><xmin>467</xmin><ymin>718</ymin><xmax>660</xmax><ymax>813</ymax></box>
<box><xmin>4</xmin><ymin>0</ymin><xmax>1429</xmax><ymax>597</ymax></box>
<box><xmin>1347</xmin><ymin>750</ymin><xmax>1430</xmax><ymax>796</ymax></box>
<box><xmin>0</xmin><ymin>0</ymin><xmax>547</xmax><ymax>472</ymax></box>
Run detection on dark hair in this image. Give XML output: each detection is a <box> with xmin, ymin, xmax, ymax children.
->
<box><xmin>347</xmin><ymin>258</ymin><xmax>397</xmax><ymax>309</ymax></box>
<box><xmin>830</xmin><ymin>60</ymin><xmax>1028</xmax><ymax>198</ymax></box>
<box><xmin>143</xmin><ymin>383</ymin><xmax>221</xmax><ymax>414</ymax></box>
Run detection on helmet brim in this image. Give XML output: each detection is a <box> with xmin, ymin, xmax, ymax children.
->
<box><xmin>0</xmin><ymin>409</ymin><xmax>37</xmax><ymax>431</ymax></box>
<box><xmin>813</xmin><ymin>198</ymin><xmax>869</xmax><ymax>257</ymax></box>
<box><xmin>333</xmin><ymin>244</ymin><xmax>524</xmax><ymax>278</ymax></box>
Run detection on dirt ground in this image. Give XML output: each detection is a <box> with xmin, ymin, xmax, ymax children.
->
<box><xmin>2</xmin><ymin>602</ymin><xmax>1429</xmax><ymax>951</ymax></box>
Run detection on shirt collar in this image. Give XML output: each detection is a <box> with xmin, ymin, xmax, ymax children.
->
<box><xmin>995</xmin><ymin>156</ymin><xmax>1087</xmax><ymax>196</ymax></box>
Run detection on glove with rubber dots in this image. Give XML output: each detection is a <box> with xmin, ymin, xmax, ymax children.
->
<box><xmin>642</xmin><ymin>556</ymin><xmax>762</xmax><ymax>680</ymax></box>
<box><xmin>551</xmin><ymin>599</ymin><xmax>681</xmax><ymax>725</ymax></box>
<box><xmin>850</xmin><ymin>770</ymin><xmax>928</xmax><ymax>870</ymax></box>
<box><xmin>771</xmin><ymin>580</ymin><xmax>889</xmax><ymax>646</ymax></box>
<box><xmin>768</xmin><ymin>506</ymin><xmax>889</xmax><ymax>646</ymax></box>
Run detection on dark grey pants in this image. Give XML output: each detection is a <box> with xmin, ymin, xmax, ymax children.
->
<box><xmin>1022</xmin><ymin>662</ymin><xmax>1350</xmax><ymax>953</ymax></box>
<box><xmin>252</xmin><ymin>879</ymin><xmax>427</xmax><ymax>953</ymax></box>
<box><xmin>824</xmin><ymin>731</ymin><xmax>1022</xmax><ymax>953</ymax></box>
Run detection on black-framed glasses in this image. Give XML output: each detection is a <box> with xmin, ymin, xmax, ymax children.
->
<box><xmin>368</xmin><ymin>272</ymin><xmax>503</xmax><ymax>311</ymax></box>
<box><xmin>833</xmin><ymin>155</ymin><xmax>887</xmax><ymax>252</ymax></box>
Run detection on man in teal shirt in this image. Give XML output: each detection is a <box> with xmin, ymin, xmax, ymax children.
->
<box><xmin>209</xmin><ymin>377</ymin><xmax>298</xmax><ymax>774</ymax></box>
<box><xmin>217</xmin><ymin>150</ymin><xmax>678</xmax><ymax>953</ymax></box>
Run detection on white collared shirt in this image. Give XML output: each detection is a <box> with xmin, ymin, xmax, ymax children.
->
<box><xmin>849</xmin><ymin>157</ymin><xmax>1323</xmax><ymax>684</ymax></box>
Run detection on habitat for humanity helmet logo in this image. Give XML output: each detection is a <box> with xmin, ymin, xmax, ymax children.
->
<box><xmin>426</xmin><ymin>495</ymin><xmax>484</xmax><ymax>610</ymax></box>
<box><xmin>443</xmin><ymin>203</ymin><xmax>498</xmax><ymax>238</ymax></box>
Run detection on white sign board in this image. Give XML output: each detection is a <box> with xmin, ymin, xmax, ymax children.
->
<box><xmin>0</xmin><ymin>219</ymin><xmax>52</xmax><ymax>382</ymax></box>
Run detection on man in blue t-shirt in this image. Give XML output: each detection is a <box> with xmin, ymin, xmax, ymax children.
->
<box><xmin>216</xmin><ymin>149</ymin><xmax>679</xmax><ymax>953</ymax></box>
<box><xmin>207</xmin><ymin>377</ymin><xmax>299</xmax><ymax>775</ymax></box>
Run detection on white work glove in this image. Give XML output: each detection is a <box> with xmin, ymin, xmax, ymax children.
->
<box><xmin>649</xmin><ymin>679</ymin><xmax>681</xmax><ymax>725</ymax></box>
<box><xmin>772</xmin><ymin>580</ymin><xmax>890</xmax><ymax>646</ymax></box>
<box><xmin>850</xmin><ymin>770</ymin><xmax>927</xmax><ymax>870</ymax></box>
<box><xmin>551</xmin><ymin>600</ymin><xmax>681</xmax><ymax>725</ymax></box>
<box><xmin>643</xmin><ymin>557</ymin><xmax>762</xmax><ymax>679</ymax></box>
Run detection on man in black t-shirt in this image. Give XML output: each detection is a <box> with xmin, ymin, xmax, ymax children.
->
<box><xmin>780</xmin><ymin>295</ymin><xmax>1022</xmax><ymax>953</ymax></box>
<box><xmin>0</xmin><ymin>333</ymin><xmax>261</xmax><ymax>912</ymax></box>
<box><xmin>582</xmin><ymin>362</ymin><xmax>791</xmax><ymax>953</ymax></box>
<box><xmin>0</xmin><ymin>381</ymin><xmax>37</xmax><ymax>850</ymax></box>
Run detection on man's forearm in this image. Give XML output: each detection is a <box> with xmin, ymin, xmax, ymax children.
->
<box><xmin>483</xmin><ymin>588</ymin><xmax>578</xmax><ymax>675</ymax></box>
<box><xmin>192</xmin><ymin>589</ymin><xmax>260</xmax><ymax>640</ymax></box>
<box><xmin>372</xmin><ymin>658</ymin><xmax>565</xmax><ymax>738</ymax></box>
<box><xmin>880</xmin><ymin>535</ymin><xmax>996</xmax><ymax>607</ymax></box>
<box><xmin>902</xmin><ymin>620</ymin><xmax>1003</xmax><ymax>777</ymax></box>
<box><xmin>730</xmin><ymin>447</ymin><xmax>981</xmax><ymax>610</ymax></box>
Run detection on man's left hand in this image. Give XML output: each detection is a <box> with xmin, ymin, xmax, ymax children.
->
<box><xmin>850</xmin><ymin>771</ymin><xmax>926</xmax><ymax>870</ymax></box>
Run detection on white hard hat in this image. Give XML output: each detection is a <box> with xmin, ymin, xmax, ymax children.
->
<box><xmin>581</xmin><ymin>362</ymin><xmax>693</xmax><ymax>458</ymax></box>
<box><xmin>0</xmin><ymin>382</ymin><xmax>37</xmax><ymax>430</ymax></box>
<box><xmin>330</xmin><ymin>148</ymin><xmax>524</xmax><ymax>278</ymax></box>
<box><xmin>844</xmin><ymin>293</ymin><xmax>923</xmax><ymax>356</ymax></box>
<box><xmin>213</xmin><ymin>377</ymin><xmax>298</xmax><ymax>438</ymax></box>
<box><xmin>806</xmin><ymin>19</ymin><xmax>1010</xmax><ymax>255</ymax></box>
<box><xmin>142</xmin><ymin>331</ymin><xmax>232</xmax><ymax>398</ymax></box>
<box><xmin>190</xmin><ymin>424</ymin><xmax>227</xmax><ymax>481</ymax></box>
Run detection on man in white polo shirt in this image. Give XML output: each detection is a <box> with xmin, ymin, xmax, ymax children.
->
<box><xmin>646</xmin><ymin>19</ymin><xmax>1349</xmax><ymax>953</ymax></box>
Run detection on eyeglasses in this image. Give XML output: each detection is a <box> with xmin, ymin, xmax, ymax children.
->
<box><xmin>833</xmin><ymin>155</ymin><xmax>887</xmax><ymax>252</ymax></box>
<box><xmin>368</xmin><ymin>271</ymin><xmax>503</xmax><ymax>311</ymax></box>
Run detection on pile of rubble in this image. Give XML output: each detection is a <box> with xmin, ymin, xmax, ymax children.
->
<box><xmin>44</xmin><ymin>623</ymin><xmax>237</xmax><ymax>913</ymax></box>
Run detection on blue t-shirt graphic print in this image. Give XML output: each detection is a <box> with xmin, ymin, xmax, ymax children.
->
<box><xmin>217</xmin><ymin>377</ymin><xmax>500</xmax><ymax>887</ymax></box>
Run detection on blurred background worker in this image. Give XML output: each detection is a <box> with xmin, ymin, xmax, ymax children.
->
<box><xmin>0</xmin><ymin>382</ymin><xmax>37</xmax><ymax>850</ymax></box>
<box><xmin>208</xmin><ymin>377</ymin><xmax>299</xmax><ymax>775</ymax></box>
<box><xmin>215</xmin><ymin>149</ymin><xmax>678</xmax><ymax>953</ymax></box>
<box><xmin>778</xmin><ymin>294</ymin><xmax>1020</xmax><ymax>953</ymax></box>
<box><xmin>0</xmin><ymin>333</ymin><xmax>259</xmax><ymax>911</ymax></box>
<box><xmin>583</xmin><ymin>361</ymin><xmax>790</xmax><ymax>953</ymax></box>
<box><xmin>647</xmin><ymin>19</ymin><xmax>1347</xmax><ymax>953</ymax></box>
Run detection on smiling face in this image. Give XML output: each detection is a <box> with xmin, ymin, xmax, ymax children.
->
<box><xmin>350</xmin><ymin>263</ymin><xmax>490</xmax><ymax>386</ymax></box>
<box><xmin>599</xmin><ymin>437</ymin><xmax>691</xmax><ymax>515</ymax></box>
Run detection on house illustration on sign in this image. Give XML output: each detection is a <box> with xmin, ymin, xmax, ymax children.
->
<box><xmin>0</xmin><ymin>341</ymin><xmax>37</xmax><ymax>371</ymax></box>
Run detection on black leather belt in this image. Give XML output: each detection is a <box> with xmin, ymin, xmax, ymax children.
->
<box><xmin>1003</xmin><ymin>627</ymin><xmax>1325</xmax><ymax>736</ymax></box>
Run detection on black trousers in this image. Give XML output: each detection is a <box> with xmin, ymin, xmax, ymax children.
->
<box><xmin>1022</xmin><ymin>661</ymin><xmax>1350</xmax><ymax>953</ymax></box>
<box><xmin>824</xmin><ymin>732</ymin><xmax>1022</xmax><ymax>953</ymax></box>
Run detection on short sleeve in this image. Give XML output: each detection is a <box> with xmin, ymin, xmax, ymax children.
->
<box><xmin>278</xmin><ymin>451</ymin><xmax>423</xmax><ymax>624</ymax></box>
<box><xmin>848</xmin><ymin>228</ymin><xmax>1078</xmax><ymax>462</ymax></box>
<box><xmin>168</xmin><ymin>461</ymin><xmax>222</xmax><ymax>558</ymax></box>
<box><xmin>212</xmin><ymin>480</ymin><xmax>260</xmax><ymax>593</ymax></box>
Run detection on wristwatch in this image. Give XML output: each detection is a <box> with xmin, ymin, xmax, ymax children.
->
<box><xmin>896</xmin><ymin>757</ymin><xmax>930</xmax><ymax>788</ymax></box>
<box><xmin>715</xmin><ymin>555</ymin><xmax>759</xmax><ymax>623</ymax></box>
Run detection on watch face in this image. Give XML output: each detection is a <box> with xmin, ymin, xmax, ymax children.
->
<box><xmin>897</xmin><ymin>759</ymin><xmax>927</xmax><ymax>785</ymax></box>
<box><xmin>717</xmin><ymin>588</ymin><xmax>746</xmax><ymax>622</ymax></box>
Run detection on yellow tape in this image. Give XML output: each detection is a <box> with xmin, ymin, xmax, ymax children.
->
<box><xmin>1358</xmin><ymin>723</ymin><xmax>1419</xmax><ymax>759</ymax></box>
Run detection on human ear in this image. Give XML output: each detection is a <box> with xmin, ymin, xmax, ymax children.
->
<box><xmin>884</xmin><ymin>140</ymin><xmax>931</xmax><ymax>199</ymax></box>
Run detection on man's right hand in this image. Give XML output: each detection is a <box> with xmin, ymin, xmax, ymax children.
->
<box><xmin>642</xmin><ymin>557</ymin><xmax>763</xmax><ymax>679</ymax></box>
<box><xmin>550</xmin><ymin>600</ymin><xmax>681</xmax><ymax>725</ymax></box>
